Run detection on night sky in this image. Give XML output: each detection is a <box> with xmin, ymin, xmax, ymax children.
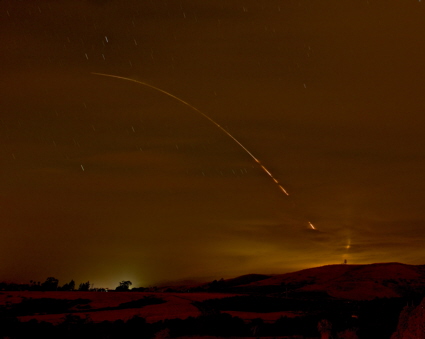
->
<box><xmin>1</xmin><ymin>0</ymin><xmax>425</xmax><ymax>289</ymax></box>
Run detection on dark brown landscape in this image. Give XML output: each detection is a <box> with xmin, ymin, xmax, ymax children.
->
<box><xmin>1</xmin><ymin>263</ymin><xmax>425</xmax><ymax>338</ymax></box>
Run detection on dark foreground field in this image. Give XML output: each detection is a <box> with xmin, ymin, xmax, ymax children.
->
<box><xmin>2</xmin><ymin>263</ymin><xmax>425</xmax><ymax>338</ymax></box>
<box><xmin>0</xmin><ymin>290</ymin><xmax>410</xmax><ymax>339</ymax></box>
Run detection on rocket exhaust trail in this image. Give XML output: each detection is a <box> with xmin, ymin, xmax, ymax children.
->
<box><xmin>91</xmin><ymin>72</ymin><xmax>290</xmax><ymax>196</ymax></box>
<box><xmin>92</xmin><ymin>73</ymin><xmax>318</xmax><ymax>230</ymax></box>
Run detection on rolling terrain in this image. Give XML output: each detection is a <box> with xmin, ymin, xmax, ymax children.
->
<box><xmin>1</xmin><ymin>263</ymin><xmax>425</xmax><ymax>338</ymax></box>
<box><xmin>203</xmin><ymin>263</ymin><xmax>425</xmax><ymax>300</ymax></box>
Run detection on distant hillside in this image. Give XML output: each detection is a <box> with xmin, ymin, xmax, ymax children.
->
<box><xmin>210</xmin><ymin>263</ymin><xmax>425</xmax><ymax>300</ymax></box>
<box><xmin>210</xmin><ymin>274</ymin><xmax>272</xmax><ymax>288</ymax></box>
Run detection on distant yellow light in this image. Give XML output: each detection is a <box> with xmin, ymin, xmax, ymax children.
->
<box><xmin>346</xmin><ymin>238</ymin><xmax>351</xmax><ymax>249</ymax></box>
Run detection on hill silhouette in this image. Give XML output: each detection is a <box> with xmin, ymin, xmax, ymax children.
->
<box><xmin>206</xmin><ymin>263</ymin><xmax>425</xmax><ymax>300</ymax></box>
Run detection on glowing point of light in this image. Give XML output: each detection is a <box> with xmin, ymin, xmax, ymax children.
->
<box><xmin>308</xmin><ymin>222</ymin><xmax>316</xmax><ymax>230</ymax></box>
<box><xmin>346</xmin><ymin>238</ymin><xmax>351</xmax><ymax>250</ymax></box>
<box><xmin>81</xmin><ymin>164</ymin><xmax>85</xmax><ymax>171</ymax></box>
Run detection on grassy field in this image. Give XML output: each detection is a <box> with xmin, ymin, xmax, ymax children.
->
<box><xmin>0</xmin><ymin>291</ymin><xmax>240</xmax><ymax>324</ymax></box>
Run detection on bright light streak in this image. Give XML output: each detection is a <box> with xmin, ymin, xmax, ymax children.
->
<box><xmin>308</xmin><ymin>222</ymin><xmax>316</xmax><ymax>230</ymax></box>
<box><xmin>91</xmin><ymin>72</ymin><xmax>290</xmax><ymax>197</ymax></box>
<box><xmin>346</xmin><ymin>238</ymin><xmax>351</xmax><ymax>249</ymax></box>
<box><xmin>260</xmin><ymin>165</ymin><xmax>273</xmax><ymax>177</ymax></box>
<box><xmin>278</xmin><ymin>185</ymin><xmax>290</xmax><ymax>196</ymax></box>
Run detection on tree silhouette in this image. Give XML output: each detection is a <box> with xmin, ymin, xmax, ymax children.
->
<box><xmin>41</xmin><ymin>277</ymin><xmax>59</xmax><ymax>291</ymax></box>
<box><xmin>61</xmin><ymin>279</ymin><xmax>75</xmax><ymax>291</ymax></box>
<box><xmin>78</xmin><ymin>281</ymin><xmax>90</xmax><ymax>291</ymax></box>
<box><xmin>116</xmin><ymin>280</ymin><xmax>132</xmax><ymax>291</ymax></box>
